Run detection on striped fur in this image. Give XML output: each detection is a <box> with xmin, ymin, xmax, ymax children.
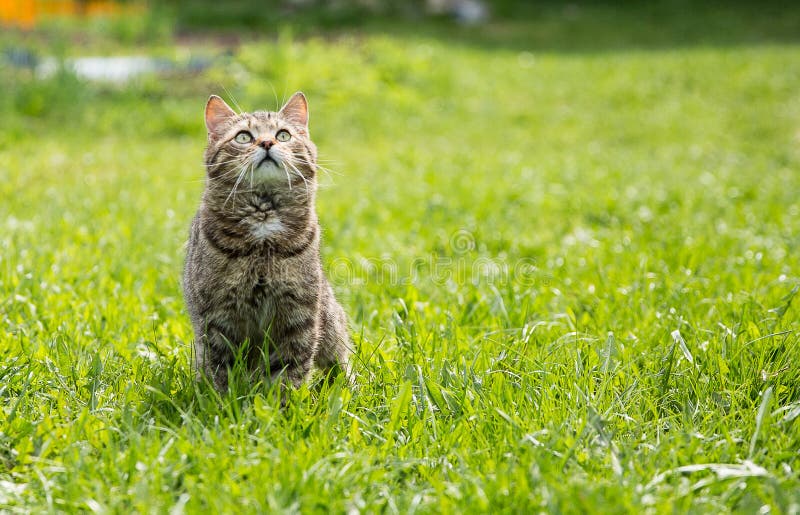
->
<box><xmin>183</xmin><ymin>93</ymin><xmax>351</xmax><ymax>392</ymax></box>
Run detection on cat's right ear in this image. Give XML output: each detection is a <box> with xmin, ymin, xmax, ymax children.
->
<box><xmin>205</xmin><ymin>95</ymin><xmax>236</xmax><ymax>139</ymax></box>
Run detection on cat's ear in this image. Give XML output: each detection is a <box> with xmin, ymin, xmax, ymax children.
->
<box><xmin>205</xmin><ymin>95</ymin><xmax>236</xmax><ymax>138</ymax></box>
<box><xmin>279</xmin><ymin>92</ymin><xmax>309</xmax><ymax>127</ymax></box>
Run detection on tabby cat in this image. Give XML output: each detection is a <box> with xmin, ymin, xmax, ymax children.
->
<box><xmin>183</xmin><ymin>92</ymin><xmax>351</xmax><ymax>392</ymax></box>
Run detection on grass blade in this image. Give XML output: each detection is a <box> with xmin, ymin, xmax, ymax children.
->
<box><xmin>749</xmin><ymin>386</ymin><xmax>774</xmax><ymax>459</ymax></box>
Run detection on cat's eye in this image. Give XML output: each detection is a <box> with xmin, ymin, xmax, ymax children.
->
<box><xmin>276</xmin><ymin>130</ymin><xmax>291</xmax><ymax>142</ymax></box>
<box><xmin>234</xmin><ymin>131</ymin><xmax>253</xmax><ymax>144</ymax></box>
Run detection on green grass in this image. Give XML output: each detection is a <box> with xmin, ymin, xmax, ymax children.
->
<box><xmin>2</xmin><ymin>7</ymin><xmax>800</xmax><ymax>513</ymax></box>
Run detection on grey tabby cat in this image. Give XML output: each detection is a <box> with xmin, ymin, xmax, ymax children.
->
<box><xmin>183</xmin><ymin>92</ymin><xmax>351</xmax><ymax>393</ymax></box>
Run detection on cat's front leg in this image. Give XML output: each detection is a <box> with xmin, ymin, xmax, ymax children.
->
<box><xmin>195</xmin><ymin>321</ymin><xmax>237</xmax><ymax>392</ymax></box>
<box><xmin>268</xmin><ymin>316</ymin><xmax>320</xmax><ymax>389</ymax></box>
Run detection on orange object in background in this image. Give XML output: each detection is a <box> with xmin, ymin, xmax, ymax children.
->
<box><xmin>0</xmin><ymin>0</ymin><xmax>37</xmax><ymax>29</ymax></box>
<box><xmin>0</xmin><ymin>0</ymin><xmax>138</xmax><ymax>29</ymax></box>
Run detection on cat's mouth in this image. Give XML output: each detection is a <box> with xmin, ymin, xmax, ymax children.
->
<box><xmin>258</xmin><ymin>155</ymin><xmax>279</xmax><ymax>168</ymax></box>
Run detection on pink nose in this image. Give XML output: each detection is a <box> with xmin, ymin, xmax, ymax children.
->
<box><xmin>259</xmin><ymin>139</ymin><xmax>275</xmax><ymax>150</ymax></box>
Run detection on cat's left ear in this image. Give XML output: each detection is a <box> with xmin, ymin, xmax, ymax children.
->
<box><xmin>205</xmin><ymin>95</ymin><xmax>237</xmax><ymax>138</ymax></box>
<box><xmin>279</xmin><ymin>92</ymin><xmax>309</xmax><ymax>128</ymax></box>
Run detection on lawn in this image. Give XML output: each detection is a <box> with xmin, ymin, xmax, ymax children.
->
<box><xmin>1</xmin><ymin>3</ymin><xmax>800</xmax><ymax>512</ymax></box>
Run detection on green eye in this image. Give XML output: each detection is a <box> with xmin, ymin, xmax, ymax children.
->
<box><xmin>234</xmin><ymin>131</ymin><xmax>253</xmax><ymax>144</ymax></box>
<box><xmin>276</xmin><ymin>130</ymin><xmax>291</xmax><ymax>142</ymax></box>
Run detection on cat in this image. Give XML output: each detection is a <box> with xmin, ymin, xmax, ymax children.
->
<box><xmin>183</xmin><ymin>92</ymin><xmax>352</xmax><ymax>393</ymax></box>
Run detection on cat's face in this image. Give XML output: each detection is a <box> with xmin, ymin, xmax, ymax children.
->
<box><xmin>203</xmin><ymin>93</ymin><xmax>317</xmax><ymax>190</ymax></box>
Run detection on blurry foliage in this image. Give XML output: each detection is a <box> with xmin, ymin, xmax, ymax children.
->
<box><xmin>150</xmin><ymin>0</ymin><xmax>800</xmax><ymax>51</ymax></box>
<box><xmin>13</xmin><ymin>66</ymin><xmax>85</xmax><ymax>118</ymax></box>
<box><xmin>157</xmin><ymin>0</ymin><xmax>429</xmax><ymax>30</ymax></box>
<box><xmin>2</xmin><ymin>1</ymin><xmax>799</xmax><ymax>55</ymax></box>
<box><xmin>0</xmin><ymin>0</ymin><xmax>798</xmax><ymax>148</ymax></box>
<box><xmin>36</xmin><ymin>5</ymin><xmax>173</xmax><ymax>44</ymax></box>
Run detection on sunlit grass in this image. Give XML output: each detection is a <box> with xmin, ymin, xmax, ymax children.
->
<box><xmin>1</xmin><ymin>26</ymin><xmax>799</xmax><ymax>512</ymax></box>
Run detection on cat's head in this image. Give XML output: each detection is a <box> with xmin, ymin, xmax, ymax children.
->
<box><xmin>203</xmin><ymin>92</ymin><xmax>317</xmax><ymax>191</ymax></box>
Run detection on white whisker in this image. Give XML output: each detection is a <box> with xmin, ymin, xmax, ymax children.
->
<box><xmin>285</xmin><ymin>159</ymin><xmax>311</xmax><ymax>198</ymax></box>
<box><xmin>280</xmin><ymin>162</ymin><xmax>293</xmax><ymax>191</ymax></box>
<box><xmin>289</xmin><ymin>156</ymin><xmax>342</xmax><ymax>179</ymax></box>
<box><xmin>267</xmin><ymin>82</ymin><xmax>280</xmax><ymax>111</ymax></box>
<box><xmin>220</xmin><ymin>84</ymin><xmax>244</xmax><ymax>115</ymax></box>
<box><xmin>224</xmin><ymin>161</ymin><xmax>250</xmax><ymax>208</ymax></box>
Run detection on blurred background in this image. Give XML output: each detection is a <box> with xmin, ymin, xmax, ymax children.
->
<box><xmin>2</xmin><ymin>0</ymin><xmax>799</xmax><ymax>139</ymax></box>
<box><xmin>3</xmin><ymin>0</ymin><xmax>800</xmax><ymax>120</ymax></box>
<box><xmin>1</xmin><ymin>0</ymin><xmax>799</xmax><ymax>336</ymax></box>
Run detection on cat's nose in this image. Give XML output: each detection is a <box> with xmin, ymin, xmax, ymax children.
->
<box><xmin>259</xmin><ymin>139</ymin><xmax>275</xmax><ymax>150</ymax></box>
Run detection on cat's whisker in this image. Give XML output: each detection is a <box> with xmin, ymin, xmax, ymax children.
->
<box><xmin>206</xmin><ymin>159</ymin><xmax>252</xmax><ymax>179</ymax></box>
<box><xmin>234</xmin><ymin>167</ymin><xmax>252</xmax><ymax>206</ymax></box>
<box><xmin>207</xmin><ymin>153</ymin><xmax>261</xmax><ymax>187</ymax></box>
<box><xmin>248</xmin><ymin>161</ymin><xmax>255</xmax><ymax>195</ymax></box>
<box><xmin>267</xmin><ymin>82</ymin><xmax>280</xmax><ymax>111</ymax></box>
<box><xmin>313</xmin><ymin>165</ymin><xmax>334</xmax><ymax>178</ymax></box>
<box><xmin>280</xmin><ymin>83</ymin><xmax>289</xmax><ymax>110</ymax></box>
<box><xmin>315</xmin><ymin>164</ymin><xmax>341</xmax><ymax>176</ymax></box>
<box><xmin>290</xmin><ymin>157</ymin><xmax>342</xmax><ymax>180</ymax></box>
<box><xmin>224</xmin><ymin>163</ymin><xmax>249</xmax><ymax>208</ymax></box>
<box><xmin>211</xmin><ymin>160</ymin><xmax>249</xmax><ymax>174</ymax></box>
<box><xmin>290</xmin><ymin>159</ymin><xmax>342</xmax><ymax>183</ymax></box>
<box><xmin>310</xmin><ymin>157</ymin><xmax>340</xmax><ymax>165</ymax></box>
<box><xmin>280</xmin><ymin>162</ymin><xmax>293</xmax><ymax>191</ymax></box>
<box><xmin>246</xmin><ymin>158</ymin><xmax>255</xmax><ymax>190</ymax></box>
<box><xmin>211</xmin><ymin>152</ymin><xmax>258</xmax><ymax>166</ymax></box>
<box><xmin>285</xmin><ymin>159</ymin><xmax>311</xmax><ymax>198</ymax></box>
<box><xmin>210</xmin><ymin>158</ymin><xmax>250</xmax><ymax>167</ymax></box>
<box><xmin>220</xmin><ymin>84</ymin><xmax>244</xmax><ymax>116</ymax></box>
<box><xmin>204</xmin><ymin>165</ymin><xmax>249</xmax><ymax>185</ymax></box>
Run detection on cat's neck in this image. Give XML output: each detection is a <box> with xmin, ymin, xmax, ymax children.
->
<box><xmin>199</xmin><ymin>182</ymin><xmax>318</xmax><ymax>255</ymax></box>
<box><xmin>204</xmin><ymin>181</ymin><xmax>316</xmax><ymax>214</ymax></box>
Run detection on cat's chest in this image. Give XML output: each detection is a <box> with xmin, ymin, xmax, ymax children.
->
<box><xmin>244</xmin><ymin>195</ymin><xmax>285</xmax><ymax>240</ymax></box>
<box><xmin>222</xmin><ymin>258</ymin><xmax>284</xmax><ymax>327</ymax></box>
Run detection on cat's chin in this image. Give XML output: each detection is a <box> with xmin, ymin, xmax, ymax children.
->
<box><xmin>252</xmin><ymin>159</ymin><xmax>288</xmax><ymax>185</ymax></box>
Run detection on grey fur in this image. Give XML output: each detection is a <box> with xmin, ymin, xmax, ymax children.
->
<box><xmin>183</xmin><ymin>93</ymin><xmax>351</xmax><ymax>392</ymax></box>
